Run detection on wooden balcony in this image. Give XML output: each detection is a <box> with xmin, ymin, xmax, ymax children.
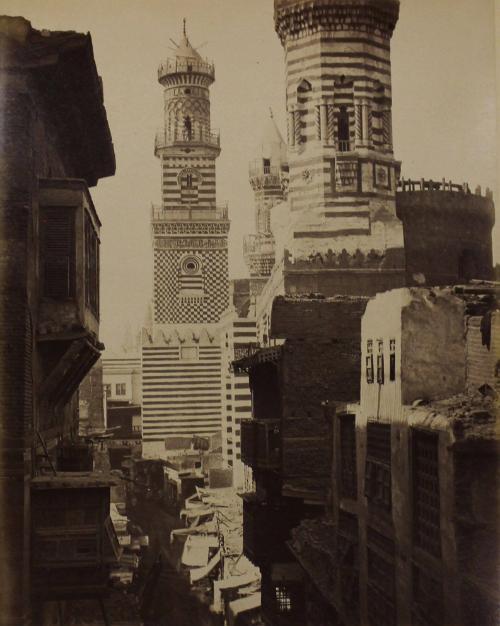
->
<box><xmin>38</xmin><ymin>178</ymin><xmax>101</xmax><ymax>339</ymax></box>
<box><xmin>31</xmin><ymin>473</ymin><xmax>120</xmax><ymax>600</ymax></box>
<box><xmin>240</xmin><ymin>419</ymin><xmax>281</xmax><ymax>470</ymax></box>
<box><xmin>242</xmin><ymin>495</ymin><xmax>304</xmax><ymax>567</ymax></box>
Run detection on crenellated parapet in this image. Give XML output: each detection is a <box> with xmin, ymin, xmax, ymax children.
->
<box><xmin>274</xmin><ymin>0</ymin><xmax>400</xmax><ymax>44</ymax></box>
<box><xmin>396</xmin><ymin>179</ymin><xmax>495</xmax><ymax>286</ymax></box>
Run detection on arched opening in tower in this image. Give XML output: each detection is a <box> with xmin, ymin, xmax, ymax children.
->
<box><xmin>338</xmin><ymin>106</ymin><xmax>350</xmax><ymax>151</ymax></box>
<box><xmin>183</xmin><ymin>115</ymin><xmax>192</xmax><ymax>141</ymax></box>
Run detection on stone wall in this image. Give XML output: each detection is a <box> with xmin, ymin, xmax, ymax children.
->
<box><xmin>397</xmin><ymin>189</ymin><xmax>494</xmax><ymax>285</ymax></box>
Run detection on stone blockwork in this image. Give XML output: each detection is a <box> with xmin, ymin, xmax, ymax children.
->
<box><xmin>397</xmin><ymin>183</ymin><xmax>495</xmax><ymax>285</ymax></box>
<box><xmin>273</xmin><ymin>0</ymin><xmax>405</xmax><ymax>266</ymax></box>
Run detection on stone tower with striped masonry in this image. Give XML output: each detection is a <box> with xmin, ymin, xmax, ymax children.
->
<box><xmin>274</xmin><ymin>0</ymin><xmax>405</xmax><ymax>287</ymax></box>
<box><xmin>142</xmin><ymin>23</ymin><xmax>230</xmax><ymax>458</ymax></box>
<box><xmin>244</xmin><ymin>111</ymin><xmax>289</xmax><ymax>292</ymax></box>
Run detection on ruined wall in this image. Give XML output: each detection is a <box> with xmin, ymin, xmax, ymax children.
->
<box><xmin>401</xmin><ymin>289</ymin><xmax>466</xmax><ymax>403</ymax></box>
<box><xmin>466</xmin><ymin>311</ymin><xmax>499</xmax><ymax>393</ymax></box>
<box><xmin>397</xmin><ymin>189</ymin><xmax>494</xmax><ymax>286</ymax></box>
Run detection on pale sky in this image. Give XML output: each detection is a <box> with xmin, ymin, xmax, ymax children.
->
<box><xmin>1</xmin><ymin>0</ymin><xmax>497</xmax><ymax>351</ymax></box>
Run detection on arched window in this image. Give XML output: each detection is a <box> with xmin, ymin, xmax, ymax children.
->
<box><xmin>297</xmin><ymin>79</ymin><xmax>312</xmax><ymax>94</ymax></box>
<box><xmin>183</xmin><ymin>115</ymin><xmax>192</xmax><ymax>141</ymax></box>
<box><xmin>179</xmin><ymin>255</ymin><xmax>204</xmax><ymax>295</ymax></box>
<box><xmin>338</xmin><ymin>106</ymin><xmax>350</xmax><ymax>151</ymax></box>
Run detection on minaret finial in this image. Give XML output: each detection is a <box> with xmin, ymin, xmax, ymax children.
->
<box><xmin>269</xmin><ymin>107</ymin><xmax>274</xmax><ymax>119</ymax></box>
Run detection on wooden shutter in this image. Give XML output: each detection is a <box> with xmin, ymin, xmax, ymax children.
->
<box><xmin>41</xmin><ymin>208</ymin><xmax>75</xmax><ymax>299</ymax></box>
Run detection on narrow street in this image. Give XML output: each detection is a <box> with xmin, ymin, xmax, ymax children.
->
<box><xmin>127</xmin><ymin>498</ymin><xmax>220</xmax><ymax>626</ymax></box>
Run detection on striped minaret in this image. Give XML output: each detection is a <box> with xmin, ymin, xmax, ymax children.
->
<box><xmin>244</xmin><ymin>111</ymin><xmax>289</xmax><ymax>292</ymax></box>
<box><xmin>142</xmin><ymin>22</ymin><xmax>229</xmax><ymax>458</ymax></box>
<box><xmin>274</xmin><ymin>0</ymin><xmax>405</xmax><ymax>269</ymax></box>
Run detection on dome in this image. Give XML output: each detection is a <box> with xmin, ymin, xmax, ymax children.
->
<box><xmin>260</xmin><ymin>110</ymin><xmax>287</xmax><ymax>165</ymax></box>
<box><xmin>174</xmin><ymin>21</ymin><xmax>202</xmax><ymax>61</ymax></box>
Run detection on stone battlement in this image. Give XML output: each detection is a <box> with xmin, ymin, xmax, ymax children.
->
<box><xmin>398</xmin><ymin>178</ymin><xmax>494</xmax><ymax>199</ymax></box>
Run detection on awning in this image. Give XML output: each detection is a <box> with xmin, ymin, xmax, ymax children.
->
<box><xmin>227</xmin><ymin>592</ymin><xmax>261</xmax><ymax>626</ymax></box>
<box><xmin>190</xmin><ymin>549</ymin><xmax>221</xmax><ymax>584</ymax></box>
<box><xmin>181</xmin><ymin>534</ymin><xmax>219</xmax><ymax>567</ymax></box>
<box><xmin>213</xmin><ymin>572</ymin><xmax>261</xmax><ymax>613</ymax></box>
<box><xmin>180</xmin><ymin>506</ymin><xmax>214</xmax><ymax>520</ymax></box>
<box><xmin>170</xmin><ymin>520</ymin><xmax>217</xmax><ymax>543</ymax></box>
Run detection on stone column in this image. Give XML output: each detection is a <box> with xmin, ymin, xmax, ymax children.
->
<box><xmin>320</xmin><ymin>99</ymin><xmax>329</xmax><ymax>144</ymax></box>
<box><xmin>354</xmin><ymin>100</ymin><xmax>363</xmax><ymax>147</ymax></box>
<box><xmin>293</xmin><ymin>106</ymin><xmax>301</xmax><ymax>146</ymax></box>
<box><xmin>327</xmin><ymin>100</ymin><xmax>336</xmax><ymax>145</ymax></box>
<box><xmin>361</xmin><ymin>100</ymin><xmax>371</xmax><ymax>146</ymax></box>
<box><xmin>315</xmin><ymin>104</ymin><xmax>321</xmax><ymax>141</ymax></box>
<box><xmin>383</xmin><ymin>109</ymin><xmax>392</xmax><ymax>148</ymax></box>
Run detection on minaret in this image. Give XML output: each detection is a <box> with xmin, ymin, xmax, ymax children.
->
<box><xmin>244</xmin><ymin>111</ymin><xmax>288</xmax><ymax>290</ymax></box>
<box><xmin>142</xmin><ymin>22</ymin><xmax>229</xmax><ymax>457</ymax></box>
<box><xmin>274</xmin><ymin>0</ymin><xmax>405</xmax><ymax>289</ymax></box>
<box><xmin>152</xmin><ymin>20</ymin><xmax>229</xmax><ymax>324</ymax></box>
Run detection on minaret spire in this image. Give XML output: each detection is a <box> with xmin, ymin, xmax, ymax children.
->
<box><xmin>183</xmin><ymin>17</ymin><xmax>187</xmax><ymax>38</ymax></box>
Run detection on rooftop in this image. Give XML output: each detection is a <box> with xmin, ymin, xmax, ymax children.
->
<box><xmin>408</xmin><ymin>389</ymin><xmax>498</xmax><ymax>450</ymax></box>
<box><xmin>0</xmin><ymin>16</ymin><xmax>115</xmax><ymax>186</ymax></box>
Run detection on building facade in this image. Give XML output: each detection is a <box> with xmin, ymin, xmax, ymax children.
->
<box><xmin>0</xmin><ymin>16</ymin><xmax>117</xmax><ymax>625</ymax></box>
<box><xmin>237</xmin><ymin>2</ymin><xmax>497</xmax><ymax>625</ymax></box>
<box><xmin>141</xmin><ymin>24</ymin><xmax>229</xmax><ymax>458</ymax></box>
<box><xmin>274</xmin><ymin>0</ymin><xmax>405</xmax><ymax>286</ymax></box>
<box><xmin>289</xmin><ymin>286</ymin><xmax>498</xmax><ymax>626</ymax></box>
<box><xmin>236</xmin><ymin>295</ymin><xmax>369</xmax><ymax>625</ymax></box>
<box><xmin>219</xmin><ymin>282</ymin><xmax>257</xmax><ymax>490</ymax></box>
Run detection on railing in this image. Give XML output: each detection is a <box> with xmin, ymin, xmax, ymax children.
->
<box><xmin>158</xmin><ymin>57</ymin><xmax>215</xmax><ymax>80</ymax></box>
<box><xmin>248</xmin><ymin>161</ymin><xmax>282</xmax><ymax>179</ymax></box>
<box><xmin>233</xmin><ymin>343</ymin><xmax>260</xmax><ymax>362</ymax></box>
<box><xmin>243</xmin><ymin>234</ymin><xmax>275</xmax><ymax>257</ymax></box>
<box><xmin>154</xmin><ymin>129</ymin><xmax>220</xmax><ymax>152</ymax></box>
<box><xmin>337</xmin><ymin>140</ymin><xmax>353</xmax><ymax>152</ymax></box>
<box><xmin>398</xmin><ymin>178</ymin><xmax>493</xmax><ymax>198</ymax></box>
<box><xmin>151</xmin><ymin>204</ymin><xmax>228</xmax><ymax>221</ymax></box>
<box><xmin>241</xmin><ymin>419</ymin><xmax>281</xmax><ymax>470</ymax></box>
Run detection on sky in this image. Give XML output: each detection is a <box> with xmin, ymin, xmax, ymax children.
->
<box><xmin>1</xmin><ymin>0</ymin><xmax>497</xmax><ymax>351</ymax></box>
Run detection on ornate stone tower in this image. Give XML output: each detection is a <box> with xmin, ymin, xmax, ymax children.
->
<box><xmin>274</xmin><ymin>0</ymin><xmax>405</xmax><ymax>282</ymax></box>
<box><xmin>244</xmin><ymin>111</ymin><xmax>288</xmax><ymax>287</ymax></box>
<box><xmin>152</xmin><ymin>21</ymin><xmax>229</xmax><ymax>324</ymax></box>
<box><xmin>142</xmin><ymin>23</ymin><xmax>230</xmax><ymax>457</ymax></box>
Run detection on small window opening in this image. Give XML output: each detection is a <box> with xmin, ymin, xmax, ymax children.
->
<box><xmin>275</xmin><ymin>585</ymin><xmax>292</xmax><ymax>612</ymax></box>
<box><xmin>183</xmin><ymin>115</ymin><xmax>192</xmax><ymax>141</ymax></box>
<box><xmin>338</xmin><ymin>106</ymin><xmax>350</xmax><ymax>150</ymax></box>
<box><xmin>389</xmin><ymin>339</ymin><xmax>396</xmax><ymax>381</ymax></box>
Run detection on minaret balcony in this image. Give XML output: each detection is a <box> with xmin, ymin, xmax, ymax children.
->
<box><xmin>248</xmin><ymin>161</ymin><xmax>284</xmax><ymax>188</ymax></box>
<box><xmin>241</xmin><ymin>418</ymin><xmax>281</xmax><ymax>470</ymax></box>
<box><xmin>151</xmin><ymin>203</ymin><xmax>228</xmax><ymax>222</ymax></box>
<box><xmin>336</xmin><ymin>140</ymin><xmax>354</xmax><ymax>153</ymax></box>
<box><xmin>158</xmin><ymin>57</ymin><xmax>215</xmax><ymax>81</ymax></box>
<box><xmin>243</xmin><ymin>234</ymin><xmax>275</xmax><ymax>257</ymax></box>
<box><xmin>155</xmin><ymin>129</ymin><xmax>220</xmax><ymax>154</ymax></box>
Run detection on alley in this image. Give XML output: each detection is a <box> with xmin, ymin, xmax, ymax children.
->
<box><xmin>128</xmin><ymin>498</ymin><xmax>219</xmax><ymax>626</ymax></box>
